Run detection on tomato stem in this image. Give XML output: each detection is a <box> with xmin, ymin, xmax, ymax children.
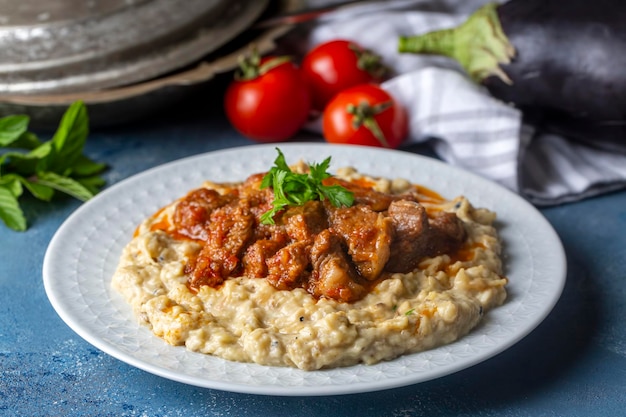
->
<box><xmin>235</xmin><ymin>48</ymin><xmax>292</xmax><ymax>81</ymax></box>
<box><xmin>346</xmin><ymin>100</ymin><xmax>392</xmax><ymax>147</ymax></box>
<box><xmin>349</xmin><ymin>43</ymin><xmax>388</xmax><ymax>79</ymax></box>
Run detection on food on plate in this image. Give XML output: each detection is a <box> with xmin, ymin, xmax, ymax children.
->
<box><xmin>301</xmin><ymin>39</ymin><xmax>388</xmax><ymax>111</ymax></box>
<box><xmin>111</xmin><ymin>151</ymin><xmax>507</xmax><ymax>370</ymax></box>
<box><xmin>224</xmin><ymin>51</ymin><xmax>311</xmax><ymax>142</ymax></box>
<box><xmin>398</xmin><ymin>0</ymin><xmax>626</xmax><ymax>145</ymax></box>
<box><xmin>323</xmin><ymin>84</ymin><xmax>408</xmax><ymax>148</ymax></box>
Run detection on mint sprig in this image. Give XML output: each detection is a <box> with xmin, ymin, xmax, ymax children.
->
<box><xmin>0</xmin><ymin>101</ymin><xmax>106</xmax><ymax>231</ymax></box>
<box><xmin>259</xmin><ymin>148</ymin><xmax>354</xmax><ymax>225</ymax></box>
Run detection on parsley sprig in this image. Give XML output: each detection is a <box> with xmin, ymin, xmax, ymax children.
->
<box><xmin>0</xmin><ymin>101</ymin><xmax>106</xmax><ymax>231</ymax></box>
<box><xmin>259</xmin><ymin>148</ymin><xmax>354</xmax><ymax>224</ymax></box>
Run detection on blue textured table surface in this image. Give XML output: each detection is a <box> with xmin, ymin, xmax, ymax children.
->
<box><xmin>1</xmin><ymin>87</ymin><xmax>625</xmax><ymax>417</ymax></box>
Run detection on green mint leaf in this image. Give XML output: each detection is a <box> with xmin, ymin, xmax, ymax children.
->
<box><xmin>0</xmin><ymin>183</ymin><xmax>27</xmax><ymax>231</ymax></box>
<box><xmin>0</xmin><ymin>175</ymin><xmax>24</xmax><ymax>197</ymax></box>
<box><xmin>10</xmin><ymin>131</ymin><xmax>42</xmax><ymax>150</ymax></box>
<box><xmin>28</xmin><ymin>141</ymin><xmax>53</xmax><ymax>159</ymax></box>
<box><xmin>2</xmin><ymin>143</ymin><xmax>51</xmax><ymax>176</ymax></box>
<box><xmin>0</xmin><ymin>115</ymin><xmax>29</xmax><ymax>147</ymax></box>
<box><xmin>22</xmin><ymin>179</ymin><xmax>55</xmax><ymax>201</ymax></box>
<box><xmin>0</xmin><ymin>101</ymin><xmax>106</xmax><ymax>231</ymax></box>
<box><xmin>72</xmin><ymin>155</ymin><xmax>107</xmax><ymax>177</ymax></box>
<box><xmin>34</xmin><ymin>171</ymin><xmax>95</xmax><ymax>202</ymax></box>
<box><xmin>75</xmin><ymin>175</ymin><xmax>106</xmax><ymax>195</ymax></box>
<box><xmin>1</xmin><ymin>173</ymin><xmax>54</xmax><ymax>201</ymax></box>
<box><xmin>41</xmin><ymin>101</ymin><xmax>89</xmax><ymax>174</ymax></box>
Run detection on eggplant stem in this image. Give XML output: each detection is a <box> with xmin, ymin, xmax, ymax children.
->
<box><xmin>398</xmin><ymin>28</ymin><xmax>457</xmax><ymax>59</ymax></box>
<box><xmin>398</xmin><ymin>2</ymin><xmax>515</xmax><ymax>84</ymax></box>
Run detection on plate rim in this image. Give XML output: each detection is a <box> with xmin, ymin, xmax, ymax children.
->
<box><xmin>43</xmin><ymin>143</ymin><xmax>567</xmax><ymax>396</ymax></box>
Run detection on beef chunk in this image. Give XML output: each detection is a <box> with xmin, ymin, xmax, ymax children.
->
<box><xmin>327</xmin><ymin>204</ymin><xmax>392</xmax><ymax>281</ymax></box>
<box><xmin>242</xmin><ymin>231</ymin><xmax>289</xmax><ymax>278</ymax></box>
<box><xmin>173</xmin><ymin>188</ymin><xmax>235</xmax><ymax>241</ymax></box>
<box><xmin>308</xmin><ymin>230</ymin><xmax>365</xmax><ymax>302</ymax></box>
<box><xmin>187</xmin><ymin>198</ymin><xmax>255</xmax><ymax>289</ymax></box>
<box><xmin>386</xmin><ymin>200</ymin><xmax>466</xmax><ymax>272</ymax></box>
<box><xmin>429</xmin><ymin>211</ymin><xmax>467</xmax><ymax>253</ymax></box>
<box><xmin>238</xmin><ymin>172</ymin><xmax>275</xmax><ymax>220</ymax></box>
<box><xmin>282</xmin><ymin>201</ymin><xmax>328</xmax><ymax>242</ymax></box>
<box><xmin>266</xmin><ymin>241</ymin><xmax>311</xmax><ymax>290</ymax></box>
<box><xmin>324</xmin><ymin>177</ymin><xmax>418</xmax><ymax>211</ymax></box>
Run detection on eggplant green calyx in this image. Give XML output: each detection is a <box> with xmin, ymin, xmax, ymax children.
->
<box><xmin>347</xmin><ymin>100</ymin><xmax>392</xmax><ymax>148</ymax></box>
<box><xmin>397</xmin><ymin>3</ymin><xmax>515</xmax><ymax>84</ymax></box>
<box><xmin>235</xmin><ymin>48</ymin><xmax>292</xmax><ymax>81</ymax></box>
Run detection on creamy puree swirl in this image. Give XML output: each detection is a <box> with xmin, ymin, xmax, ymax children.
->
<box><xmin>111</xmin><ymin>166</ymin><xmax>507</xmax><ymax>370</ymax></box>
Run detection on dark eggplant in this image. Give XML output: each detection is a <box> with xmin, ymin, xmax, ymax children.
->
<box><xmin>397</xmin><ymin>0</ymin><xmax>626</xmax><ymax>146</ymax></box>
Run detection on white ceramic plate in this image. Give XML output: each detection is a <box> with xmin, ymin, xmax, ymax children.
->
<box><xmin>43</xmin><ymin>143</ymin><xmax>566</xmax><ymax>396</ymax></box>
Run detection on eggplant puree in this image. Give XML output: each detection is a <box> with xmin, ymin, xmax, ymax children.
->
<box><xmin>111</xmin><ymin>165</ymin><xmax>507</xmax><ymax>370</ymax></box>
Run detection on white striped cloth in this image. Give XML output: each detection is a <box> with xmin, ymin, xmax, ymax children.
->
<box><xmin>296</xmin><ymin>0</ymin><xmax>626</xmax><ymax>205</ymax></box>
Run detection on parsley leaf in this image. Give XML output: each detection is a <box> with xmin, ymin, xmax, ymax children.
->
<box><xmin>259</xmin><ymin>148</ymin><xmax>354</xmax><ymax>225</ymax></box>
<box><xmin>0</xmin><ymin>101</ymin><xmax>107</xmax><ymax>231</ymax></box>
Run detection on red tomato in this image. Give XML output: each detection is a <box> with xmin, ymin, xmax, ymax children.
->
<box><xmin>301</xmin><ymin>39</ymin><xmax>387</xmax><ymax>111</ymax></box>
<box><xmin>224</xmin><ymin>55</ymin><xmax>311</xmax><ymax>142</ymax></box>
<box><xmin>322</xmin><ymin>84</ymin><xmax>408</xmax><ymax>149</ymax></box>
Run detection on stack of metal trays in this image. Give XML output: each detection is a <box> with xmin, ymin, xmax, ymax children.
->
<box><xmin>0</xmin><ymin>0</ymin><xmax>301</xmax><ymax>127</ymax></box>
